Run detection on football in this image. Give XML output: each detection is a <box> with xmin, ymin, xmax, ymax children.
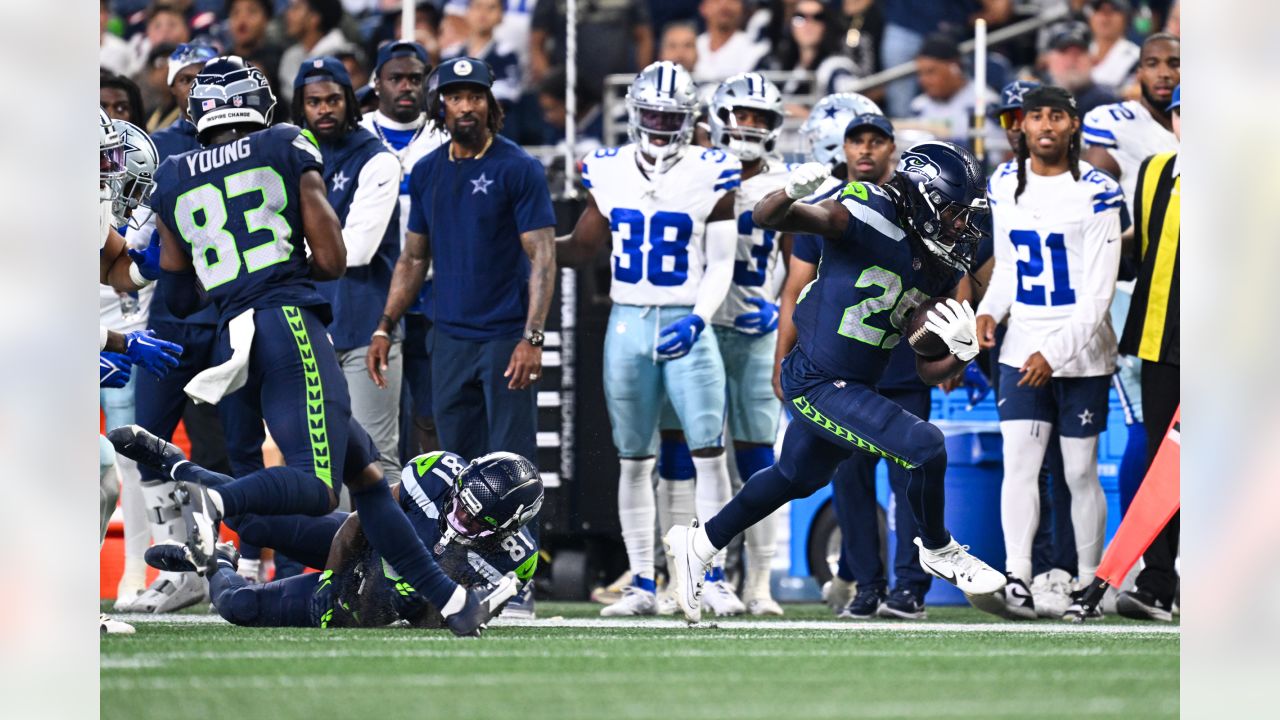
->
<box><xmin>904</xmin><ymin>297</ymin><xmax>953</xmax><ymax>360</ymax></box>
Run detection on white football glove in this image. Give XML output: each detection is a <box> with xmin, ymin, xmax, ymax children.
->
<box><xmin>785</xmin><ymin>162</ymin><xmax>831</xmax><ymax>200</ymax></box>
<box><xmin>923</xmin><ymin>298</ymin><xmax>979</xmax><ymax>362</ymax></box>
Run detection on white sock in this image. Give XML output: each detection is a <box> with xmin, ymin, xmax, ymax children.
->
<box><xmin>657</xmin><ymin>479</ymin><xmax>696</xmax><ymax>533</ymax></box>
<box><xmin>692</xmin><ymin>523</ymin><xmax>719</xmax><ymax>566</ymax></box>
<box><xmin>999</xmin><ymin>420</ymin><xmax>1052</xmax><ymax>583</ymax></box>
<box><xmin>617</xmin><ymin>458</ymin><xmax>657</xmax><ymax>582</ymax></box>
<box><xmin>1060</xmin><ymin>434</ymin><xmax>1107</xmax><ymax>585</ymax></box>
<box><xmin>692</xmin><ymin>454</ymin><xmax>732</xmax><ymax>568</ymax></box>
<box><xmin>206</xmin><ymin>488</ymin><xmax>225</xmax><ymax>517</ymax></box>
<box><xmin>744</xmin><ymin>509</ymin><xmax>778</xmax><ymax>601</ymax></box>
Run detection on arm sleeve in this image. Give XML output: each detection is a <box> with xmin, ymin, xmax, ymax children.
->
<box><xmin>406</xmin><ymin>160</ymin><xmax>429</xmax><ymax>236</ymax></box>
<box><xmin>341</xmin><ymin>153</ymin><xmax>401</xmax><ymax>267</ymax></box>
<box><xmin>1038</xmin><ymin>208</ymin><xmax>1122</xmax><ymax>369</ymax></box>
<box><xmin>976</xmin><ymin>211</ymin><xmax>1017</xmax><ymax>323</ymax></box>
<box><xmin>693</xmin><ymin>219</ymin><xmax>736</xmax><ymax>323</ymax></box>
<box><xmin>512</xmin><ymin>156</ymin><xmax>556</xmax><ymax>234</ymax></box>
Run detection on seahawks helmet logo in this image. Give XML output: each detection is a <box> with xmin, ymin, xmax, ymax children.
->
<box><xmin>898</xmin><ymin>151</ymin><xmax>941</xmax><ymax>181</ymax></box>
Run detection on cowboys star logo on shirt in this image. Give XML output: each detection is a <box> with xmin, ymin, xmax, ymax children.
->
<box><xmin>898</xmin><ymin>151</ymin><xmax>941</xmax><ymax>181</ymax></box>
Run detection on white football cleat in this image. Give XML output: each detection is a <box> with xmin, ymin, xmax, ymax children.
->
<box><xmin>1031</xmin><ymin>569</ymin><xmax>1073</xmax><ymax>619</ymax></box>
<box><xmin>702</xmin><ymin>578</ymin><xmax>746</xmax><ymax>616</ymax></box>
<box><xmin>599</xmin><ymin>586</ymin><xmax>657</xmax><ymax>616</ymax></box>
<box><xmin>120</xmin><ymin>571</ymin><xmax>208</xmax><ymax>613</ymax></box>
<box><xmin>590</xmin><ymin>570</ymin><xmax>632</xmax><ymax>605</ymax></box>
<box><xmin>99</xmin><ymin>613</ymin><xmax>135</xmax><ymax>635</ymax></box>
<box><xmin>746</xmin><ymin>597</ymin><xmax>784</xmax><ymax>616</ymax></box>
<box><xmin>821</xmin><ymin>577</ymin><xmax>855</xmax><ymax>612</ymax></box>
<box><xmin>656</xmin><ymin>588</ymin><xmax>678</xmax><ymax>616</ymax></box>
<box><xmin>965</xmin><ymin>573</ymin><xmax>1037</xmax><ymax>620</ymax></box>
<box><xmin>914</xmin><ymin>537</ymin><xmax>1006</xmax><ymax>595</ymax></box>
<box><xmin>663</xmin><ymin>522</ymin><xmax>709</xmax><ymax>623</ymax></box>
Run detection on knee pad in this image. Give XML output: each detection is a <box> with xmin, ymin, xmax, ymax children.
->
<box><xmin>218</xmin><ymin>587</ymin><xmax>260</xmax><ymax>626</ymax></box>
<box><xmin>905</xmin><ymin>420</ymin><xmax>946</xmax><ymax>468</ymax></box>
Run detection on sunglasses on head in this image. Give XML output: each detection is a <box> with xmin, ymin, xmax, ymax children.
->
<box><xmin>997</xmin><ymin>108</ymin><xmax>1024</xmax><ymax>130</ymax></box>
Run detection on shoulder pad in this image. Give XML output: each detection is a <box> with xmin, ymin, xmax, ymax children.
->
<box><xmin>1081</xmin><ymin>166</ymin><xmax>1125</xmax><ymax>213</ymax></box>
<box><xmin>406</xmin><ymin>450</ymin><xmax>468</xmax><ymax>484</ymax></box>
<box><xmin>1082</xmin><ymin>104</ymin><xmax>1123</xmax><ymax>148</ymax></box>
<box><xmin>837</xmin><ymin>183</ymin><xmax>904</xmax><ymax>240</ymax></box>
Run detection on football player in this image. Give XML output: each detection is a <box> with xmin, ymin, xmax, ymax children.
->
<box><xmin>558</xmin><ymin>61</ymin><xmax>739</xmax><ymax>617</ymax></box>
<box><xmin>977</xmin><ymin>86</ymin><xmax>1126</xmax><ymax>621</ymax></box>
<box><xmin>123</xmin><ymin>55</ymin><xmax>507</xmax><ymax>636</ymax></box>
<box><xmin>148</xmin><ymin>449</ymin><xmax>539</xmax><ymax>631</ymax></box>
<box><xmin>666</xmin><ymin>141</ymin><xmax>1007</xmax><ymax>624</ymax></box>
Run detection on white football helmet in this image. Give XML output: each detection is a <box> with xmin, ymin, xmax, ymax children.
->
<box><xmin>625</xmin><ymin>61</ymin><xmax>698</xmax><ymax>174</ymax></box>
<box><xmin>99</xmin><ymin>108</ymin><xmax>126</xmax><ymax>200</ymax></box>
<box><xmin>110</xmin><ymin>120</ymin><xmax>159</xmax><ymax>229</ymax></box>
<box><xmin>799</xmin><ymin>93</ymin><xmax>883</xmax><ymax>168</ymax></box>
<box><xmin>708</xmin><ymin>72</ymin><xmax>784</xmax><ymax>162</ymax></box>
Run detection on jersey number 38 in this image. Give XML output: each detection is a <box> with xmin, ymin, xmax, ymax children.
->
<box><xmin>611</xmin><ymin>208</ymin><xmax>693</xmax><ymax>286</ymax></box>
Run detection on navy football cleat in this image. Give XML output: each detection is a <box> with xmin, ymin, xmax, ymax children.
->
<box><xmin>839</xmin><ymin>587</ymin><xmax>885</xmax><ymax>620</ymax></box>
<box><xmin>107</xmin><ymin>424</ymin><xmax>187</xmax><ymax>477</ymax></box>
<box><xmin>878</xmin><ymin>587</ymin><xmax>928</xmax><ymax>620</ymax></box>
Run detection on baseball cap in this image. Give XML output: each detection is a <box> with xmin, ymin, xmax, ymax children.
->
<box><xmin>917</xmin><ymin>33</ymin><xmax>960</xmax><ymax>62</ymax></box>
<box><xmin>1088</xmin><ymin>0</ymin><xmax>1132</xmax><ymax>13</ymax></box>
<box><xmin>1168</xmin><ymin>84</ymin><xmax>1180</xmax><ymax>112</ymax></box>
<box><xmin>167</xmin><ymin>43</ymin><xmax>219</xmax><ymax>86</ymax></box>
<box><xmin>374</xmin><ymin>41</ymin><xmax>429</xmax><ymax>78</ymax></box>
<box><xmin>845</xmin><ymin>113</ymin><xmax>894</xmax><ymax>141</ymax></box>
<box><xmin>997</xmin><ymin>80</ymin><xmax>1041</xmax><ymax>112</ymax></box>
<box><xmin>1048</xmin><ymin>22</ymin><xmax>1091</xmax><ymax>52</ymax></box>
<box><xmin>433</xmin><ymin>57</ymin><xmax>494</xmax><ymax>92</ymax></box>
<box><xmin>293</xmin><ymin>56</ymin><xmax>353</xmax><ymax>90</ymax></box>
<box><xmin>1022</xmin><ymin>85</ymin><xmax>1080</xmax><ymax>118</ymax></box>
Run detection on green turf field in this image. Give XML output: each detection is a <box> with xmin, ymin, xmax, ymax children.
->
<box><xmin>101</xmin><ymin>603</ymin><xmax>1178</xmax><ymax>720</ymax></box>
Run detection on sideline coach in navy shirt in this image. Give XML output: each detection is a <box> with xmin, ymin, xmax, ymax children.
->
<box><xmin>368</xmin><ymin>56</ymin><xmax>556</xmax><ymax>465</ymax></box>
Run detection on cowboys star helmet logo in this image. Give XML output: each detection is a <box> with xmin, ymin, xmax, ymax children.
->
<box><xmin>898</xmin><ymin>151</ymin><xmax>941</xmax><ymax>181</ymax></box>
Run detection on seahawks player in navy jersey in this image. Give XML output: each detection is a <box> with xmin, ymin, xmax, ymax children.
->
<box><xmin>666</xmin><ymin>142</ymin><xmax>1007</xmax><ymax>622</ymax></box>
<box><xmin>112</xmin><ymin>56</ymin><xmax>512</xmax><ymax>636</ymax></box>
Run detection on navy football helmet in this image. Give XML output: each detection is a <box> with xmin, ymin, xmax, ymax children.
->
<box><xmin>188</xmin><ymin>55</ymin><xmax>276</xmax><ymax>143</ymax></box>
<box><xmin>438</xmin><ymin>452</ymin><xmax>543</xmax><ymax>548</ymax></box>
<box><xmin>886</xmin><ymin>140</ymin><xmax>989</xmax><ymax>272</ymax></box>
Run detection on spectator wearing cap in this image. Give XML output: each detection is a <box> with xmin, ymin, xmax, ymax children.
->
<box><xmin>993</xmin><ymin>79</ymin><xmax>1040</xmax><ymax>162</ymax></box>
<box><xmin>148</xmin><ymin>43</ymin><xmax>218</xmax><ymax>154</ymax></box>
<box><xmin>370</xmin><ymin>57</ymin><xmax>556</xmax><ymax>472</ymax></box>
<box><xmin>694</xmin><ymin>0</ymin><xmax>769</xmax><ymax>82</ymax></box>
<box><xmin>293</xmin><ymin>57</ymin><xmax>404</xmax><ymax>479</ymax></box>
<box><xmin>226</xmin><ymin>0</ymin><xmax>285</xmax><ymax>91</ymax></box>
<box><xmin>440</xmin><ymin>0</ymin><xmax>522</xmax><ymax>109</ymax></box>
<box><xmin>909</xmin><ymin>33</ymin><xmax>1001</xmax><ymax>152</ymax></box>
<box><xmin>279</xmin><ymin>0</ymin><xmax>348</xmax><ymax>104</ymax></box>
<box><xmin>1041</xmin><ymin>22</ymin><xmax>1118</xmax><ymax>116</ymax></box>
<box><xmin>359</xmin><ymin>41</ymin><xmax>448</xmax><ymax>457</ymax></box>
<box><xmin>1087</xmin><ymin>0</ymin><xmax>1140</xmax><ymax>90</ymax></box>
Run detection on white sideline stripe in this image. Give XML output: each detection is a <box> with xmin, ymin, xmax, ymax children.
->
<box><xmin>536</xmin><ymin>391</ymin><xmax>560</xmax><ymax>407</ymax></box>
<box><xmin>116</xmin><ymin>614</ymin><xmax>1178</xmax><ymax>636</ymax></box>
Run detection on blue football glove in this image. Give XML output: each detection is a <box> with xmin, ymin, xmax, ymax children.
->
<box><xmin>126</xmin><ymin>231</ymin><xmax>162</xmax><ymax>281</ymax></box>
<box><xmin>733</xmin><ymin>297</ymin><xmax>780</xmax><ymax>335</ymax></box>
<box><xmin>100</xmin><ymin>352</ymin><xmax>133</xmax><ymax>388</ymax></box>
<box><xmin>656</xmin><ymin>314</ymin><xmax>706</xmax><ymax>360</ymax></box>
<box><xmin>124</xmin><ymin>329</ymin><xmax>183</xmax><ymax>378</ymax></box>
<box><xmin>963</xmin><ymin>362</ymin><xmax>992</xmax><ymax>410</ymax></box>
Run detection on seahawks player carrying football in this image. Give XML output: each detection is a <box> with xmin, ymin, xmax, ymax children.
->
<box><xmin>116</xmin><ymin>55</ymin><xmax>509</xmax><ymax>636</ymax></box>
<box><xmin>558</xmin><ymin>61</ymin><xmax>739</xmax><ymax>617</ymax></box>
<box><xmin>665</xmin><ymin>141</ymin><xmax>1008</xmax><ymax>623</ymax></box>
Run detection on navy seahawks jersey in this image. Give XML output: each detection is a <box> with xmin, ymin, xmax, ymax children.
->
<box><xmin>793</xmin><ymin>180</ymin><xmax>960</xmax><ymax>385</ymax></box>
<box><xmin>386</xmin><ymin>451</ymin><xmax>538</xmax><ymax>618</ymax></box>
<box><xmin>150</xmin><ymin>124</ymin><xmax>330</xmax><ymax>325</ymax></box>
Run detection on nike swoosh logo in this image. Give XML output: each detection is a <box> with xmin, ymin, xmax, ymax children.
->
<box><xmin>922</xmin><ymin>559</ymin><xmax>956</xmax><ymax>583</ymax></box>
<box><xmin>1107</xmin><ymin>237</ymin><xmax>1119</xmax><ymax>243</ymax></box>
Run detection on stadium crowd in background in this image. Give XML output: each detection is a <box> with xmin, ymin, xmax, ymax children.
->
<box><xmin>99</xmin><ymin>0</ymin><xmax>1181</xmax><ymax>627</ymax></box>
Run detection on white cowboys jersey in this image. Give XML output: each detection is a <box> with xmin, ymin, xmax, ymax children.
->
<box><xmin>1082</xmin><ymin>100</ymin><xmax>1177</xmax><ymax>216</ymax></box>
<box><xmin>360</xmin><ymin>111</ymin><xmax>448</xmax><ymax>245</ymax></box>
<box><xmin>582</xmin><ymin>144</ymin><xmax>741</xmax><ymax>307</ymax></box>
<box><xmin>979</xmin><ymin>160</ymin><xmax>1125</xmax><ymax>377</ymax></box>
<box><xmin>712</xmin><ymin>158</ymin><xmax>795</xmax><ymax>328</ymax></box>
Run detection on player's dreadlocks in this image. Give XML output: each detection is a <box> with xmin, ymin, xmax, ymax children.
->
<box><xmin>290</xmin><ymin>82</ymin><xmax>362</xmax><ymax>138</ymax></box>
<box><xmin>1014</xmin><ymin>85</ymin><xmax>1082</xmax><ymax>203</ymax></box>
<box><xmin>427</xmin><ymin>66</ymin><xmax>505</xmax><ymax>136</ymax></box>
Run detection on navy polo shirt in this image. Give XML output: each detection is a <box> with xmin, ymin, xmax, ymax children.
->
<box><xmin>406</xmin><ymin>135</ymin><xmax>555</xmax><ymax>341</ymax></box>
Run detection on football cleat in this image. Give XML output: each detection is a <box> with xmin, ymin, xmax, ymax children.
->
<box><xmin>144</xmin><ymin>541</ymin><xmax>201</xmax><ymax>573</ymax></box>
<box><xmin>656</xmin><ymin>587</ymin><xmax>678</xmax><ymax>616</ymax></box>
<box><xmin>914</xmin><ymin>537</ymin><xmax>1006</xmax><ymax>595</ymax></box>
<box><xmin>839</xmin><ymin>587</ymin><xmax>885</xmax><ymax>620</ymax></box>
<box><xmin>1063</xmin><ymin>588</ymin><xmax>1103</xmax><ymax>622</ymax></box>
<box><xmin>877</xmin><ymin>587</ymin><xmax>928</xmax><ymax>620</ymax></box>
<box><xmin>1031</xmin><ymin>569</ymin><xmax>1073</xmax><ymax>619</ymax></box>
<box><xmin>106</xmin><ymin>425</ymin><xmax>187</xmax><ymax>477</ymax></box>
<box><xmin>176</xmin><ymin>481</ymin><xmax>222</xmax><ymax>574</ymax></box>
<box><xmin>100</xmin><ymin>613</ymin><xmax>135</xmax><ymax>635</ymax></box>
<box><xmin>499</xmin><ymin>579</ymin><xmax>536</xmax><ymax>620</ymax></box>
<box><xmin>663</xmin><ymin>521</ymin><xmax>709</xmax><ymax>623</ymax></box>
<box><xmin>600</xmin><ymin>585</ymin><xmax>657</xmax><ymax>617</ymax></box>
<box><xmin>444</xmin><ymin>573</ymin><xmax>521</xmax><ymax>637</ymax></box>
<box><xmin>745</xmin><ymin>597</ymin><xmax>784</xmax><ymax>616</ymax></box>
<box><xmin>116</xmin><ymin>570</ymin><xmax>208</xmax><ymax>613</ymax></box>
<box><xmin>966</xmin><ymin>573</ymin><xmax>1036</xmax><ymax>620</ymax></box>
<box><xmin>701</xmin><ymin>579</ymin><xmax>746</xmax><ymax>616</ymax></box>
<box><xmin>822</xmin><ymin>577</ymin><xmax>855</xmax><ymax>613</ymax></box>
<box><xmin>590</xmin><ymin>570</ymin><xmax>631</xmax><ymax>605</ymax></box>
<box><xmin>1115</xmin><ymin>588</ymin><xmax>1173</xmax><ymax>622</ymax></box>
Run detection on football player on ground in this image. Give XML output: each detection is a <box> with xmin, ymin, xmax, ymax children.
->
<box><xmin>666</xmin><ymin>141</ymin><xmax>1007</xmax><ymax>623</ymax></box>
<box><xmin>113</xmin><ymin>55</ymin><xmax>509</xmax><ymax>636</ymax></box>
<box><xmin>977</xmin><ymin>86</ymin><xmax>1126</xmax><ymax>621</ymax></box>
<box><xmin>147</xmin><ymin>448</ymin><xmax>538</xmax><ymax>631</ymax></box>
<box><xmin>558</xmin><ymin>61</ymin><xmax>739</xmax><ymax>617</ymax></box>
